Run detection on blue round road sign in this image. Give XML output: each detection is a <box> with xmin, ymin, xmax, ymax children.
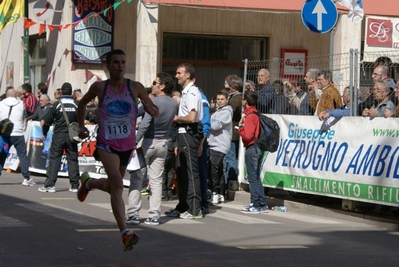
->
<box><xmin>301</xmin><ymin>0</ymin><xmax>338</xmax><ymax>34</ymax></box>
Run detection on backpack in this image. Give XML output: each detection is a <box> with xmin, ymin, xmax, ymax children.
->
<box><xmin>0</xmin><ymin>106</ymin><xmax>14</xmax><ymax>137</ymax></box>
<box><xmin>249</xmin><ymin>111</ymin><xmax>280</xmax><ymax>153</ymax></box>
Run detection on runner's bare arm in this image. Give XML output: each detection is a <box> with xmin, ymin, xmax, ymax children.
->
<box><xmin>133</xmin><ymin>81</ymin><xmax>159</xmax><ymax>117</ymax></box>
<box><xmin>77</xmin><ymin>82</ymin><xmax>102</xmax><ymax>138</ymax></box>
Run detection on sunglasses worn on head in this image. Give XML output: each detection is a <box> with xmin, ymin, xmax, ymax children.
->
<box><xmin>74</xmin><ymin>88</ymin><xmax>81</xmax><ymax>92</ymax></box>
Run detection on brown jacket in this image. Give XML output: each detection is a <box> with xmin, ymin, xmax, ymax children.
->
<box><xmin>229</xmin><ymin>92</ymin><xmax>242</xmax><ymax>141</ymax></box>
<box><xmin>316</xmin><ymin>84</ymin><xmax>342</xmax><ymax>116</ymax></box>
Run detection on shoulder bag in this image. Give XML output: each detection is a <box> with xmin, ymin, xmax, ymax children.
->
<box><xmin>60</xmin><ymin>101</ymin><xmax>81</xmax><ymax>144</ymax></box>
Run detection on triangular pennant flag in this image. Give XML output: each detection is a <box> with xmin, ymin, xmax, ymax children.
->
<box><xmin>103</xmin><ymin>7</ymin><xmax>110</xmax><ymax>16</ymax></box>
<box><xmin>114</xmin><ymin>1</ymin><xmax>123</xmax><ymax>10</ymax></box>
<box><xmin>64</xmin><ymin>24</ymin><xmax>71</xmax><ymax>29</ymax></box>
<box><xmin>48</xmin><ymin>25</ymin><xmax>54</xmax><ymax>32</ymax></box>
<box><xmin>57</xmin><ymin>58</ymin><xmax>62</xmax><ymax>67</ymax></box>
<box><xmin>82</xmin><ymin>17</ymin><xmax>89</xmax><ymax>23</ymax></box>
<box><xmin>56</xmin><ymin>25</ymin><xmax>63</xmax><ymax>31</ymax></box>
<box><xmin>71</xmin><ymin>63</ymin><xmax>76</xmax><ymax>71</ymax></box>
<box><xmin>45</xmin><ymin>76</ymin><xmax>51</xmax><ymax>87</ymax></box>
<box><xmin>46</xmin><ymin>76</ymin><xmax>51</xmax><ymax>87</ymax></box>
<box><xmin>39</xmin><ymin>24</ymin><xmax>46</xmax><ymax>36</ymax></box>
<box><xmin>52</xmin><ymin>70</ymin><xmax>56</xmax><ymax>84</ymax></box>
<box><xmin>85</xmin><ymin>69</ymin><xmax>95</xmax><ymax>83</ymax></box>
<box><xmin>94</xmin><ymin>12</ymin><xmax>101</xmax><ymax>17</ymax></box>
<box><xmin>24</xmin><ymin>18</ymin><xmax>37</xmax><ymax>29</ymax></box>
<box><xmin>24</xmin><ymin>18</ymin><xmax>30</xmax><ymax>29</ymax></box>
<box><xmin>72</xmin><ymin>21</ymin><xmax>80</xmax><ymax>28</ymax></box>
<box><xmin>63</xmin><ymin>49</ymin><xmax>70</xmax><ymax>56</ymax></box>
<box><xmin>127</xmin><ymin>0</ymin><xmax>132</xmax><ymax>3</ymax></box>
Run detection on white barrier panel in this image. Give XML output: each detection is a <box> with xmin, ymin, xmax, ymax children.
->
<box><xmin>244</xmin><ymin>115</ymin><xmax>399</xmax><ymax>207</ymax></box>
<box><xmin>27</xmin><ymin>121</ymin><xmax>107</xmax><ymax>178</ymax></box>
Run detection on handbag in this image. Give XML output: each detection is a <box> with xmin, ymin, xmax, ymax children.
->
<box><xmin>126</xmin><ymin>147</ymin><xmax>146</xmax><ymax>171</ymax></box>
<box><xmin>60</xmin><ymin>101</ymin><xmax>81</xmax><ymax>144</ymax></box>
<box><xmin>0</xmin><ymin>106</ymin><xmax>14</xmax><ymax>137</ymax></box>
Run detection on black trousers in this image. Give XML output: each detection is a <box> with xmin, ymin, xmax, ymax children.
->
<box><xmin>175</xmin><ymin>132</ymin><xmax>201</xmax><ymax>216</ymax></box>
<box><xmin>162</xmin><ymin>148</ymin><xmax>175</xmax><ymax>199</ymax></box>
<box><xmin>209</xmin><ymin>149</ymin><xmax>225</xmax><ymax>196</ymax></box>
<box><xmin>44</xmin><ymin>132</ymin><xmax>80</xmax><ymax>189</ymax></box>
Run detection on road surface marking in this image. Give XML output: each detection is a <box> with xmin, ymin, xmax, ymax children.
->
<box><xmin>237</xmin><ymin>245</ymin><xmax>308</xmax><ymax>250</ymax></box>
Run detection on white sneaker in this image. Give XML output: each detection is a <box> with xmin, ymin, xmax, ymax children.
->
<box><xmin>69</xmin><ymin>188</ymin><xmax>78</xmax><ymax>193</ymax></box>
<box><xmin>22</xmin><ymin>179</ymin><xmax>36</xmax><ymax>186</ymax></box>
<box><xmin>218</xmin><ymin>194</ymin><xmax>225</xmax><ymax>204</ymax></box>
<box><xmin>38</xmin><ymin>186</ymin><xmax>56</xmax><ymax>193</ymax></box>
<box><xmin>212</xmin><ymin>192</ymin><xmax>218</xmax><ymax>205</ymax></box>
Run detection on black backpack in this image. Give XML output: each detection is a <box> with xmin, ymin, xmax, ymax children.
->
<box><xmin>0</xmin><ymin>106</ymin><xmax>14</xmax><ymax>137</ymax></box>
<box><xmin>249</xmin><ymin>111</ymin><xmax>280</xmax><ymax>153</ymax></box>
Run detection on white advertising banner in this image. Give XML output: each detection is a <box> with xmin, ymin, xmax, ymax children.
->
<box><xmin>2</xmin><ymin>122</ymin><xmax>136</xmax><ymax>186</ymax></box>
<box><xmin>255</xmin><ymin>114</ymin><xmax>399</xmax><ymax>207</ymax></box>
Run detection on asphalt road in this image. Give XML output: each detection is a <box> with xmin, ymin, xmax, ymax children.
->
<box><xmin>1</xmin><ymin>172</ymin><xmax>398</xmax><ymax>267</ymax></box>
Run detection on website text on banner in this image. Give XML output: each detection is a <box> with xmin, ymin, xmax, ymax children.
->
<box><xmin>254</xmin><ymin>115</ymin><xmax>399</xmax><ymax>207</ymax></box>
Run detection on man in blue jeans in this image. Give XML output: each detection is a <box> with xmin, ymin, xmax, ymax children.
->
<box><xmin>0</xmin><ymin>87</ymin><xmax>35</xmax><ymax>186</ymax></box>
<box><xmin>237</xmin><ymin>91</ymin><xmax>268</xmax><ymax>214</ymax></box>
<box><xmin>223</xmin><ymin>74</ymin><xmax>243</xmax><ymax>186</ymax></box>
<box><xmin>198</xmin><ymin>90</ymin><xmax>210</xmax><ymax>214</ymax></box>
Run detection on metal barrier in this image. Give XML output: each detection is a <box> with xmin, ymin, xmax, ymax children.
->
<box><xmin>238</xmin><ymin>49</ymin><xmax>399</xmax><ymax>207</ymax></box>
<box><xmin>242</xmin><ymin>49</ymin><xmax>399</xmax><ymax>115</ymax></box>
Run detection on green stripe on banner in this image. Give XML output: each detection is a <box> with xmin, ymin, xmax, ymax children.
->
<box><xmin>263</xmin><ymin>172</ymin><xmax>399</xmax><ymax>205</ymax></box>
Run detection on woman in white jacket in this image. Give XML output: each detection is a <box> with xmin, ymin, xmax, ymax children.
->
<box><xmin>208</xmin><ymin>90</ymin><xmax>233</xmax><ymax>204</ymax></box>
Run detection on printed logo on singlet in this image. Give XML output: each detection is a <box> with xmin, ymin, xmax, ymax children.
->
<box><xmin>104</xmin><ymin>99</ymin><xmax>133</xmax><ymax>139</ymax></box>
<box><xmin>105</xmin><ymin>100</ymin><xmax>132</xmax><ymax>117</ymax></box>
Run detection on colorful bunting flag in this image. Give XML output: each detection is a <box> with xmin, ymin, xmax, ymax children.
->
<box><xmin>0</xmin><ymin>0</ymin><xmax>24</xmax><ymax>33</ymax></box>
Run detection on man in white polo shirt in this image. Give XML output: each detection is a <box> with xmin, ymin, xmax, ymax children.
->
<box><xmin>165</xmin><ymin>63</ymin><xmax>204</xmax><ymax>219</ymax></box>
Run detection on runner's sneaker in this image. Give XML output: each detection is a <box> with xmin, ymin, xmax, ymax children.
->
<box><xmin>22</xmin><ymin>179</ymin><xmax>36</xmax><ymax>186</ymax></box>
<box><xmin>144</xmin><ymin>216</ymin><xmax>159</xmax><ymax>226</ymax></box>
<box><xmin>122</xmin><ymin>230</ymin><xmax>139</xmax><ymax>251</ymax></box>
<box><xmin>77</xmin><ymin>172</ymin><xmax>91</xmax><ymax>202</ymax></box>
<box><xmin>69</xmin><ymin>188</ymin><xmax>78</xmax><ymax>193</ymax></box>
<box><xmin>38</xmin><ymin>186</ymin><xmax>56</xmax><ymax>193</ymax></box>
<box><xmin>126</xmin><ymin>214</ymin><xmax>140</xmax><ymax>225</ymax></box>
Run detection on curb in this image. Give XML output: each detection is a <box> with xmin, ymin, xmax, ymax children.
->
<box><xmin>232</xmin><ymin>188</ymin><xmax>399</xmax><ymax>231</ymax></box>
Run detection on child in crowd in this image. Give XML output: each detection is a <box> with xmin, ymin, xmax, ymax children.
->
<box><xmin>208</xmin><ymin>90</ymin><xmax>232</xmax><ymax>204</ymax></box>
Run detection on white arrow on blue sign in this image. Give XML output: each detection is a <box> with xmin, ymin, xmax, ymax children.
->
<box><xmin>301</xmin><ymin>0</ymin><xmax>338</xmax><ymax>34</ymax></box>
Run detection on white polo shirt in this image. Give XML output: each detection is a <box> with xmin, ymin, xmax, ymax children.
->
<box><xmin>178</xmin><ymin>82</ymin><xmax>203</xmax><ymax>134</ymax></box>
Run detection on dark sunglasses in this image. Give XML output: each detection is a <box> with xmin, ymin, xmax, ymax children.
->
<box><xmin>152</xmin><ymin>81</ymin><xmax>161</xmax><ymax>86</ymax></box>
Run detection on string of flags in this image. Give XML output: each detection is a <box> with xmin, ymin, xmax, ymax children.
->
<box><xmin>45</xmin><ymin>48</ymin><xmax>101</xmax><ymax>88</ymax></box>
<box><xmin>24</xmin><ymin>0</ymin><xmax>134</xmax><ymax>36</ymax></box>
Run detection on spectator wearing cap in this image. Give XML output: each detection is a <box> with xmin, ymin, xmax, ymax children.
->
<box><xmin>21</xmin><ymin>83</ymin><xmax>38</xmax><ymax>117</ymax></box>
<box><xmin>38</xmin><ymin>82</ymin><xmax>97</xmax><ymax>193</ymax></box>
